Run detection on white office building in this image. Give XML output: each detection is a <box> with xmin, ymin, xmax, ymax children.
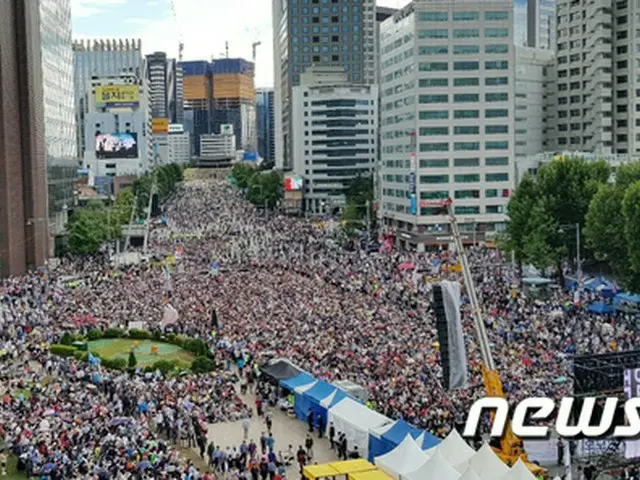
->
<box><xmin>515</xmin><ymin>46</ymin><xmax>555</xmax><ymax>156</ymax></box>
<box><xmin>379</xmin><ymin>0</ymin><xmax>515</xmax><ymax>250</ymax></box>
<box><xmin>200</xmin><ymin>133</ymin><xmax>236</xmax><ymax>158</ymax></box>
<box><xmin>547</xmin><ymin>0</ymin><xmax>640</xmax><ymax>155</ymax></box>
<box><xmin>292</xmin><ymin>67</ymin><xmax>378</xmax><ymax>214</ymax></box>
<box><xmin>168</xmin><ymin>125</ymin><xmax>191</xmax><ymax>165</ymax></box>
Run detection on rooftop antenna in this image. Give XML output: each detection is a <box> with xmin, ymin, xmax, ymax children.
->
<box><xmin>225</xmin><ymin>41</ymin><xmax>229</xmax><ymax>58</ymax></box>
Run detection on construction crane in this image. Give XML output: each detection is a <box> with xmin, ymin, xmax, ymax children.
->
<box><xmin>170</xmin><ymin>0</ymin><xmax>184</xmax><ymax>61</ymax></box>
<box><xmin>252</xmin><ymin>41</ymin><xmax>261</xmax><ymax>63</ymax></box>
<box><xmin>424</xmin><ymin>198</ymin><xmax>546</xmax><ymax>478</ymax></box>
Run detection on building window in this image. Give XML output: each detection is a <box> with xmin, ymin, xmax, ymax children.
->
<box><xmin>485</xmin><ymin>44</ymin><xmax>509</xmax><ymax>54</ymax></box>
<box><xmin>454</xmin><ymin>109</ymin><xmax>479</xmax><ymax>118</ymax></box>
<box><xmin>418</xmin><ymin>29</ymin><xmax>449</xmax><ymax>39</ymax></box>
<box><xmin>454</xmin><ymin>157</ymin><xmax>480</xmax><ymax>167</ymax></box>
<box><xmin>455</xmin><ymin>206</ymin><xmax>481</xmax><ymax>214</ymax></box>
<box><xmin>420</xmin><ymin>143</ymin><xmax>449</xmax><ymax>152</ymax></box>
<box><xmin>454</xmin><ymin>93</ymin><xmax>479</xmax><ymax>102</ymax></box>
<box><xmin>485</xmin><ymin>141</ymin><xmax>509</xmax><ymax>150</ymax></box>
<box><xmin>454</xmin><ymin>142</ymin><xmax>480</xmax><ymax>151</ymax></box>
<box><xmin>419</xmin><ymin>62</ymin><xmax>449</xmax><ymax>71</ymax></box>
<box><xmin>485</xmin><ymin>109</ymin><xmax>508</xmax><ymax>118</ymax></box>
<box><xmin>453</xmin><ymin>11</ymin><xmax>480</xmax><ymax>21</ymax></box>
<box><xmin>453</xmin><ymin>45</ymin><xmax>480</xmax><ymax>55</ymax></box>
<box><xmin>419</xmin><ymin>46</ymin><xmax>449</xmax><ymax>55</ymax></box>
<box><xmin>485</xmin><ymin>27</ymin><xmax>509</xmax><ymax>37</ymax></box>
<box><xmin>486</xmin><ymin>189</ymin><xmax>498</xmax><ymax>197</ymax></box>
<box><xmin>419</xmin><ymin>78</ymin><xmax>449</xmax><ymax>87</ymax></box>
<box><xmin>454</xmin><ymin>78</ymin><xmax>479</xmax><ymax>86</ymax></box>
<box><xmin>453</xmin><ymin>61</ymin><xmax>479</xmax><ymax>70</ymax></box>
<box><xmin>419</xmin><ymin>94</ymin><xmax>448</xmax><ymax>103</ymax></box>
<box><xmin>453</xmin><ymin>28</ymin><xmax>480</xmax><ymax>38</ymax></box>
<box><xmin>485</xmin><ymin>60</ymin><xmax>509</xmax><ymax>70</ymax></box>
<box><xmin>486</xmin><ymin>172</ymin><xmax>509</xmax><ymax>181</ymax></box>
<box><xmin>485</xmin><ymin>125</ymin><xmax>509</xmax><ymax>134</ymax></box>
<box><xmin>454</xmin><ymin>189</ymin><xmax>480</xmax><ymax>198</ymax></box>
<box><xmin>420</xmin><ymin>126</ymin><xmax>449</xmax><ymax>135</ymax></box>
<box><xmin>420</xmin><ymin>158</ymin><xmax>449</xmax><ymax>168</ymax></box>
<box><xmin>418</xmin><ymin>12</ymin><xmax>449</xmax><ymax>21</ymax></box>
<box><xmin>421</xmin><ymin>207</ymin><xmax>444</xmax><ymax>215</ymax></box>
<box><xmin>486</xmin><ymin>205</ymin><xmax>503</xmax><ymax>214</ymax></box>
<box><xmin>420</xmin><ymin>110</ymin><xmax>449</xmax><ymax>120</ymax></box>
<box><xmin>486</xmin><ymin>76</ymin><xmax>508</xmax><ymax>85</ymax></box>
<box><xmin>454</xmin><ymin>126</ymin><xmax>479</xmax><ymax>135</ymax></box>
<box><xmin>420</xmin><ymin>190</ymin><xmax>449</xmax><ymax>199</ymax></box>
<box><xmin>454</xmin><ymin>174</ymin><xmax>480</xmax><ymax>182</ymax></box>
<box><xmin>421</xmin><ymin>174</ymin><xmax>449</xmax><ymax>183</ymax></box>
<box><xmin>485</xmin><ymin>11</ymin><xmax>509</xmax><ymax>20</ymax></box>
<box><xmin>485</xmin><ymin>92</ymin><xmax>509</xmax><ymax>101</ymax></box>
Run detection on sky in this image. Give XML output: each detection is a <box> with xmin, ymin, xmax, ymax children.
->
<box><xmin>71</xmin><ymin>0</ymin><xmax>410</xmax><ymax>88</ymax></box>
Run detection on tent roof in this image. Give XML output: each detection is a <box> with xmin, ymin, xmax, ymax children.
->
<box><xmin>587</xmin><ymin>301</ymin><xmax>615</xmax><ymax>314</ymax></box>
<box><xmin>498</xmin><ymin>459</ymin><xmax>538</xmax><ymax>480</ymax></box>
<box><xmin>458</xmin><ymin>465</ymin><xmax>482</xmax><ymax>480</ymax></box>
<box><xmin>374</xmin><ymin>436</ymin><xmax>429</xmax><ymax>477</ymax></box>
<box><xmin>303</xmin><ymin>379</ymin><xmax>336</xmax><ymax>402</ymax></box>
<box><xmin>349</xmin><ymin>469</ymin><xmax>393</xmax><ymax>480</ymax></box>
<box><xmin>370</xmin><ymin>419</ymin><xmax>396</xmax><ymax>439</ymax></box>
<box><xmin>296</xmin><ymin>380</ymin><xmax>317</xmax><ymax>394</ymax></box>
<box><xmin>465</xmin><ymin>444</ymin><xmax>509</xmax><ymax>480</ymax></box>
<box><xmin>615</xmin><ymin>292</ymin><xmax>640</xmax><ymax>303</ymax></box>
<box><xmin>381</xmin><ymin>419</ymin><xmax>422</xmax><ymax>446</ymax></box>
<box><xmin>330</xmin><ymin>398</ymin><xmax>391</xmax><ymax>432</ymax></box>
<box><xmin>328</xmin><ymin>459</ymin><xmax>376</xmax><ymax>475</ymax></box>
<box><xmin>404</xmin><ymin>449</ymin><xmax>460</xmax><ymax>480</ymax></box>
<box><xmin>260</xmin><ymin>358</ymin><xmax>302</xmax><ymax>382</ymax></box>
<box><xmin>321</xmin><ymin>388</ymin><xmax>349</xmax><ymax>409</ymax></box>
<box><xmin>425</xmin><ymin>428</ymin><xmax>474</xmax><ymax>465</ymax></box>
<box><xmin>281</xmin><ymin>372</ymin><xmax>315</xmax><ymax>391</ymax></box>
<box><xmin>415</xmin><ymin>430</ymin><xmax>442</xmax><ymax>450</ymax></box>
<box><xmin>303</xmin><ymin>464</ymin><xmax>339</xmax><ymax>480</ymax></box>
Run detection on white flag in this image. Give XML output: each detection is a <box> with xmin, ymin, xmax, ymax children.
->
<box><xmin>162</xmin><ymin>303</ymin><xmax>179</xmax><ymax>326</ymax></box>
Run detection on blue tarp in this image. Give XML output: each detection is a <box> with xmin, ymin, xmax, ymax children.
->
<box><xmin>294</xmin><ymin>380</ymin><xmax>336</xmax><ymax>426</ymax></box>
<box><xmin>613</xmin><ymin>292</ymin><xmax>640</xmax><ymax>312</ymax></box>
<box><xmin>564</xmin><ymin>276</ymin><xmax>579</xmax><ymax>291</ymax></box>
<box><xmin>280</xmin><ymin>372</ymin><xmax>315</xmax><ymax>392</ymax></box>
<box><xmin>587</xmin><ymin>301</ymin><xmax>615</xmax><ymax>314</ymax></box>
<box><xmin>368</xmin><ymin>419</ymin><xmax>422</xmax><ymax>461</ymax></box>
<box><xmin>584</xmin><ymin>276</ymin><xmax>616</xmax><ymax>297</ymax></box>
<box><xmin>418</xmin><ymin>430</ymin><xmax>441</xmax><ymax>450</ymax></box>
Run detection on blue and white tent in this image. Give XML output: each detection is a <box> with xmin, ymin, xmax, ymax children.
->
<box><xmin>320</xmin><ymin>388</ymin><xmax>350</xmax><ymax>409</ymax></box>
<box><xmin>416</xmin><ymin>429</ymin><xmax>442</xmax><ymax>450</ymax></box>
<box><xmin>280</xmin><ymin>372</ymin><xmax>315</xmax><ymax>392</ymax></box>
<box><xmin>368</xmin><ymin>418</ymin><xmax>422</xmax><ymax>461</ymax></box>
<box><xmin>293</xmin><ymin>379</ymin><xmax>336</xmax><ymax>425</ymax></box>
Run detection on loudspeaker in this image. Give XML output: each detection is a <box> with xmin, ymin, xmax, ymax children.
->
<box><xmin>433</xmin><ymin>284</ymin><xmax>452</xmax><ymax>389</ymax></box>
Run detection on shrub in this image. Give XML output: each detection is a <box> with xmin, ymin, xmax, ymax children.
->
<box><xmin>50</xmin><ymin>344</ymin><xmax>77</xmax><ymax>357</ymax></box>
<box><xmin>152</xmin><ymin>330</ymin><xmax>163</xmax><ymax>341</ymax></box>
<box><xmin>102</xmin><ymin>357</ymin><xmax>127</xmax><ymax>371</ymax></box>
<box><xmin>87</xmin><ymin>328</ymin><xmax>102</xmax><ymax>341</ymax></box>
<box><xmin>128</xmin><ymin>329</ymin><xmax>151</xmax><ymax>340</ymax></box>
<box><xmin>150</xmin><ymin>359</ymin><xmax>178</xmax><ymax>375</ymax></box>
<box><xmin>183</xmin><ymin>338</ymin><xmax>208</xmax><ymax>357</ymax></box>
<box><xmin>191</xmin><ymin>356</ymin><xmax>215</xmax><ymax>374</ymax></box>
<box><xmin>60</xmin><ymin>332</ymin><xmax>75</xmax><ymax>345</ymax></box>
<box><xmin>173</xmin><ymin>335</ymin><xmax>188</xmax><ymax>347</ymax></box>
<box><xmin>166</xmin><ymin>333</ymin><xmax>176</xmax><ymax>344</ymax></box>
<box><xmin>128</xmin><ymin>350</ymin><xmax>137</xmax><ymax>369</ymax></box>
<box><xmin>103</xmin><ymin>328</ymin><xmax>124</xmax><ymax>339</ymax></box>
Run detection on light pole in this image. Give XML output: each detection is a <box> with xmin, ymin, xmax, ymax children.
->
<box><xmin>249</xmin><ymin>184</ymin><xmax>266</xmax><ymax>216</ymax></box>
<box><xmin>559</xmin><ymin>223</ymin><xmax>581</xmax><ymax>293</ymax></box>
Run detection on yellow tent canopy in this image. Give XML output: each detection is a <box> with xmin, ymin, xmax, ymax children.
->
<box><xmin>328</xmin><ymin>459</ymin><xmax>376</xmax><ymax>475</ymax></box>
<box><xmin>303</xmin><ymin>464</ymin><xmax>339</xmax><ymax>480</ymax></box>
<box><xmin>348</xmin><ymin>470</ymin><xmax>393</xmax><ymax>480</ymax></box>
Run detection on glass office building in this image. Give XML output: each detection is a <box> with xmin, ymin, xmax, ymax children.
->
<box><xmin>40</xmin><ymin>0</ymin><xmax>78</xmax><ymax>237</ymax></box>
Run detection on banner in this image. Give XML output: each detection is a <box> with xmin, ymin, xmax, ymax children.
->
<box><xmin>95</xmin><ymin>85</ymin><xmax>139</xmax><ymax>108</ymax></box>
<box><xmin>162</xmin><ymin>304</ymin><xmax>179</xmax><ymax>327</ymax></box>
<box><xmin>433</xmin><ymin>281</ymin><xmax>467</xmax><ymax>389</ymax></box>
<box><xmin>626</xmin><ymin>368</ymin><xmax>640</xmax><ymax>458</ymax></box>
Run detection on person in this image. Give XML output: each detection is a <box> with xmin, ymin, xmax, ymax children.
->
<box><xmin>0</xmin><ymin>451</ymin><xmax>6</xmax><ymax>477</ymax></box>
<box><xmin>265</xmin><ymin>409</ymin><xmax>273</xmax><ymax>433</ymax></box>
<box><xmin>329</xmin><ymin>423</ymin><xmax>336</xmax><ymax>450</ymax></box>
<box><xmin>340</xmin><ymin>434</ymin><xmax>348</xmax><ymax>460</ymax></box>
<box><xmin>267</xmin><ymin>432</ymin><xmax>275</xmax><ymax>452</ymax></box>
<box><xmin>307</xmin><ymin>409</ymin><xmax>314</xmax><ymax>433</ymax></box>
<box><xmin>296</xmin><ymin>445</ymin><xmax>307</xmax><ymax>474</ymax></box>
<box><xmin>583</xmin><ymin>462</ymin><xmax>596</xmax><ymax>480</ymax></box>
<box><xmin>260</xmin><ymin>432</ymin><xmax>268</xmax><ymax>454</ymax></box>
<box><xmin>256</xmin><ymin>398</ymin><xmax>263</xmax><ymax>417</ymax></box>
<box><xmin>317</xmin><ymin>413</ymin><xmax>325</xmax><ymax>438</ymax></box>
<box><xmin>305</xmin><ymin>434</ymin><xmax>314</xmax><ymax>461</ymax></box>
<box><xmin>243</xmin><ymin>416</ymin><xmax>251</xmax><ymax>440</ymax></box>
<box><xmin>349</xmin><ymin>446</ymin><xmax>360</xmax><ymax>459</ymax></box>
<box><xmin>557</xmin><ymin>438</ymin><xmax>564</xmax><ymax>466</ymax></box>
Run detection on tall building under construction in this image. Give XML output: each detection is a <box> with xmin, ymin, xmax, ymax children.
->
<box><xmin>182</xmin><ymin>58</ymin><xmax>256</xmax><ymax>156</ymax></box>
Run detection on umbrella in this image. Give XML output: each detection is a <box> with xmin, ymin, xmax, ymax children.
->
<box><xmin>398</xmin><ymin>262</ymin><xmax>416</xmax><ymax>270</ymax></box>
<box><xmin>554</xmin><ymin>376</ymin><xmax>569</xmax><ymax>383</ymax></box>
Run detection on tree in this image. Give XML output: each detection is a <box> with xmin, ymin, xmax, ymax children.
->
<box><xmin>341</xmin><ymin>175</ymin><xmax>375</xmax><ymax>230</ymax></box>
<box><xmin>623</xmin><ymin>181</ymin><xmax>640</xmax><ymax>279</ymax></box>
<box><xmin>128</xmin><ymin>350</ymin><xmax>137</xmax><ymax>369</ymax></box>
<box><xmin>521</xmin><ymin>198</ymin><xmax>563</xmax><ymax>270</ymax></box>
<box><xmin>232</xmin><ymin>163</ymin><xmax>257</xmax><ymax>189</ymax></box>
<box><xmin>68</xmin><ymin>207</ymin><xmax>110</xmax><ymax>255</ymax></box>
<box><xmin>503</xmin><ymin>174</ymin><xmax>538</xmax><ymax>266</ymax></box>
<box><xmin>247</xmin><ymin>170</ymin><xmax>283</xmax><ymax>209</ymax></box>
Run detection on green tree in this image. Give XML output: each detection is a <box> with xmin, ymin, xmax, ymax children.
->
<box><xmin>128</xmin><ymin>350</ymin><xmax>137</xmax><ymax>369</ymax></box>
<box><xmin>247</xmin><ymin>170</ymin><xmax>283</xmax><ymax>209</ymax></box>
<box><xmin>341</xmin><ymin>175</ymin><xmax>375</xmax><ymax>230</ymax></box>
<box><xmin>232</xmin><ymin>163</ymin><xmax>257</xmax><ymax>189</ymax></box>
<box><xmin>502</xmin><ymin>174</ymin><xmax>538</xmax><ymax>265</ymax></box>
<box><xmin>623</xmin><ymin>181</ymin><xmax>640</xmax><ymax>278</ymax></box>
<box><xmin>68</xmin><ymin>207</ymin><xmax>110</xmax><ymax>255</ymax></box>
<box><xmin>521</xmin><ymin>198</ymin><xmax>562</xmax><ymax>270</ymax></box>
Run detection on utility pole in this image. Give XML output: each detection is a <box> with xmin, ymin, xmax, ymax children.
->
<box><xmin>576</xmin><ymin>222</ymin><xmax>582</xmax><ymax>294</ymax></box>
<box><xmin>365</xmin><ymin>200</ymin><xmax>371</xmax><ymax>236</ymax></box>
<box><xmin>123</xmin><ymin>193</ymin><xmax>138</xmax><ymax>252</ymax></box>
<box><xmin>142</xmin><ymin>172</ymin><xmax>158</xmax><ymax>254</ymax></box>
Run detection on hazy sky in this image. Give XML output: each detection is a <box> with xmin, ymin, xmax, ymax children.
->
<box><xmin>71</xmin><ymin>0</ymin><xmax>410</xmax><ymax>87</ymax></box>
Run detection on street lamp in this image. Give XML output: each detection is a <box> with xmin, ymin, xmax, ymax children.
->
<box><xmin>559</xmin><ymin>222</ymin><xmax>581</xmax><ymax>293</ymax></box>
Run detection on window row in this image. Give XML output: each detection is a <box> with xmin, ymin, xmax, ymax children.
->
<box><xmin>420</xmin><ymin>173</ymin><xmax>510</xmax><ymax>183</ymax></box>
<box><xmin>418</xmin><ymin>108</ymin><xmax>509</xmax><ymax>119</ymax></box>
<box><xmin>419</xmin><ymin>125</ymin><xmax>509</xmax><ymax>135</ymax></box>
<box><xmin>418</xmin><ymin>157</ymin><xmax>509</xmax><ymax>167</ymax></box>
<box><xmin>419</xmin><ymin>60</ymin><xmax>509</xmax><ymax>71</ymax></box>
<box><xmin>417</xmin><ymin>11</ymin><xmax>509</xmax><ymax>22</ymax></box>
<box><xmin>417</xmin><ymin>28</ymin><xmax>509</xmax><ymax>39</ymax></box>
<box><xmin>418</xmin><ymin>44</ymin><xmax>509</xmax><ymax>55</ymax></box>
<box><xmin>419</xmin><ymin>141</ymin><xmax>509</xmax><ymax>151</ymax></box>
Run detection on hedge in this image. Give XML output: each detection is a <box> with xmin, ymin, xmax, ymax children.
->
<box><xmin>191</xmin><ymin>356</ymin><xmax>216</xmax><ymax>374</ymax></box>
<box><xmin>103</xmin><ymin>328</ymin><xmax>125</xmax><ymax>339</ymax></box>
<box><xmin>50</xmin><ymin>344</ymin><xmax>76</xmax><ymax>357</ymax></box>
<box><xmin>128</xmin><ymin>329</ymin><xmax>151</xmax><ymax>340</ymax></box>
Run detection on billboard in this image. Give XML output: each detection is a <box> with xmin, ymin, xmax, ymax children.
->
<box><xmin>95</xmin><ymin>85</ymin><xmax>139</xmax><ymax>108</ymax></box>
<box><xmin>152</xmin><ymin>118</ymin><xmax>169</xmax><ymax>133</ymax></box>
<box><xmin>220</xmin><ymin>123</ymin><xmax>234</xmax><ymax>135</ymax></box>
<box><xmin>284</xmin><ymin>176</ymin><xmax>303</xmax><ymax>191</ymax></box>
<box><xmin>95</xmin><ymin>132</ymin><xmax>138</xmax><ymax>159</ymax></box>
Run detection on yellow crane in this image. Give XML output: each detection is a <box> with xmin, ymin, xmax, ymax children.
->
<box><xmin>426</xmin><ymin>198</ymin><xmax>546</xmax><ymax>477</ymax></box>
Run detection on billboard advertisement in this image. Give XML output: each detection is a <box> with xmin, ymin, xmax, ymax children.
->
<box><xmin>95</xmin><ymin>132</ymin><xmax>138</xmax><ymax>159</ymax></box>
<box><xmin>152</xmin><ymin>118</ymin><xmax>169</xmax><ymax>133</ymax></box>
<box><xmin>284</xmin><ymin>176</ymin><xmax>303</xmax><ymax>191</ymax></box>
<box><xmin>95</xmin><ymin>85</ymin><xmax>140</xmax><ymax>108</ymax></box>
<box><xmin>220</xmin><ymin>124</ymin><xmax>234</xmax><ymax>135</ymax></box>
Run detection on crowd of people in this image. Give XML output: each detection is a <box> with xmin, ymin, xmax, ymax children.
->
<box><xmin>0</xmin><ymin>177</ymin><xmax>636</xmax><ymax>478</ymax></box>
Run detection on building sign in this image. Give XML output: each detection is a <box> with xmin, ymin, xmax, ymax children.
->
<box><xmin>168</xmin><ymin>124</ymin><xmax>184</xmax><ymax>133</ymax></box>
<box><xmin>220</xmin><ymin>124</ymin><xmax>234</xmax><ymax>135</ymax></box>
<box><xmin>284</xmin><ymin>176</ymin><xmax>303</xmax><ymax>191</ymax></box>
<box><xmin>152</xmin><ymin>118</ymin><xmax>169</xmax><ymax>133</ymax></box>
<box><xmin>95</xmin><ymin>85</ymin><xmax>139</xmax><ymax>108</ymax></box>
<box><xmin>410</xmin><ymin>194</ymin><xmax>417</xmax><ymax>215</ymax></box>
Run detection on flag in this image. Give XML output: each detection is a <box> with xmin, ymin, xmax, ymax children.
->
<box><xmin>210</xmin><ymin>261</ymin><xmax>220</xmax><ymax>275</ymax></box>
<box><xmin>163</xmin><ymin>264</ymin><xmax>171</xmax><ymax>281</ymax></box>
<box><xmin>175</xmin><ymin>246</ymin><xmax>184</xmax><ymax>259</ymax></box>
<box><xmin>88</xmin><ymin>353</ymin><xmax>101</xmax><ymax>366</ymax></box>
<box><xmin>162</xmin><ymin>303</ymin><xmax>179</xmax><ymax>327</ymax></box>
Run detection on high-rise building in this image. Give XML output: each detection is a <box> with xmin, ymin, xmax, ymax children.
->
<box><xmin>73</xmin><ymin>39</ymin><xmax>145</xmax><ymax>154</ymax></box>
<box><xmin>146</xmin><ymin>51</ymin><xmax>184</xmax><ymax>124</ymax></box>
<box><xmin>547</xmin><ymin>0</ymin><xmax>639</xmax><ymax>155</ymax></box>
<box><xmin>292</xmin><ymin>67</ymin><xmax>378</xmax><ymax>214</ymax></box>
<box><xmin>527</xmin><ymin>0</ymin><xmax>555</xmax><ymax>50</ymax></box>
<box><xmin>379</xmin><ymin>0</ymin><xmax>515</xmax><ymax>251</ymax></box>
<box><xmin>0</xmin><ymin>0</ymin><xmax>49</xmax><ymax>276</ymax></box>
<box><xmin>272</xmin><ymin>0</ymin><xmax>377</xmax><ymax>170</ymax></box>
<box><xmin>40</xmin><ymin>0</ymin><xmax>78</xmax><ymax>245</ymax></box>
<box><xmin>182</xmin><ymin>58</ymin><xmax>256</xmax><ymax>156</ymax></box>
<box><xmin>256</xmin><ymin>88</ymin><xmax>275</xmax><ymax>164</ymax></box>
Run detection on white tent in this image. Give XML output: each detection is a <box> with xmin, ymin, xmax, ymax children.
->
<box><xmin>294</xmin><ymin>380</ymin><xmax>317</xmax><ymax>394</ymax></box>
<box><xmin>424</xmin><ymin>429</ymin><xmax>475</xmax><ymax>465</ymax></box>
<box><xmin>403</xmin><ymin>449</ymin><xmax>461</xmax><ymax>480</ymax></box>
<box><xmin>369</xmin><ymin>419</ymin><xmax>395</xmax><ymax>439</ymax></box>
<box><xmin>455</xmin><ymin>443</ymin><xmax>509</xmax><ymax>480</ymax></box>
<box><xmin>374</xmin><ymin>436</ymin><xmax>429</xmax><ymax>480</ymax></box>
<box><xmin>320</xmin><ymin>390</ymin><xmax>340</xmax><ymax>408</ymax></box>
<box><xmin>498</xmin><ymin>459</ymin><xmax>537</xmax><ymax>480</ymax></box>
<box><xmin>327</xmin><ymin>397</ymin><xmax>391</xmax><ymax>460</ymax></box>
<box><xmin>458</xmin><ymin>466</ymin><xmax>482</xmax><ymax>480</ymax></box>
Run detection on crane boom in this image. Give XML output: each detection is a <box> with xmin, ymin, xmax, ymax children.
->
<box><xmin>424</xmin><ymin>199</ymin><xmax>545</xmax><ymax>477</ymax></box>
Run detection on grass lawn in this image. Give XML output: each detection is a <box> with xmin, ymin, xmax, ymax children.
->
<box><xmin>5</xmin><ymin>454</ymin><xmax>27</xmax><ymax>479</ymax></box>
<box><xmin>87</xmin><ymin>339</ymin><xmax>195</xmax><ymax>367</ymax></box>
